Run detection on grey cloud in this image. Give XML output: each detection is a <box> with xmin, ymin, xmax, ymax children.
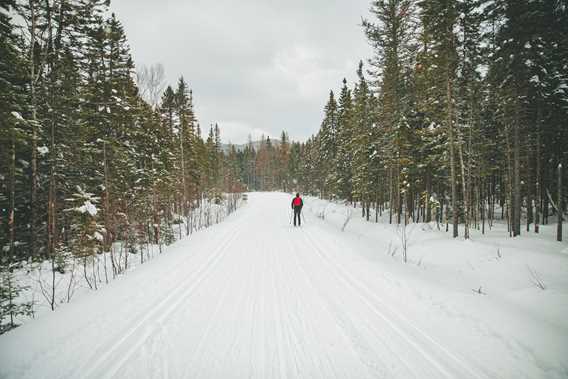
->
<box><xmin>112</xmin><ymin>0</ymin><xmax>373</xmax><ymax>143</ymax></box>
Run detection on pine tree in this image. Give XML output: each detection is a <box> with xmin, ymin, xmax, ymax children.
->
<box><xmin>352</xmin><ymin>61</ymin><xmax>374</xmax><ymax>217</ymax></box>
<box><xmin>488</xmin><ymin>0</ymin><xmax>568</xmax><ymax>236</ymax></box>
<box><xmin>419</xmin><ymin>0</ymin><xmax>460</xmax><ymax>236</ymax></box>
<box><xmin>0</xmin><ymin>3</ymin><xmax>37</xmax><ymax>317</ymax></box>
<box><xmin>1</xmin><ymin>261</ymin><xmax>33</xmax><ymax>334</ymax></box>
<box><xmin>278</xmin><ymin>131</ymin><xmax>290</xmax><ymax>191</ymax></box>
<box><xmin>364</xmin><ymin>0</ymin><xmax>418</xmax><ymax>223</ymax></box>
<box><xmin>334</xmin><ymin>79</ymin><xmax>354</xmax><ymax>201</ymax></box>
<box><xmin>318</xmin><ymin>90</ymin><xmax>338</xmax><ymax>198</ymax></box>
<box><xmin>274</xmin><ymin>0</ymin><xmax>567</xmax><ymax>243</ymax></box>
<box><xmin>0</xmin><ymin>0</ymin><xmax>27</xmax><ymax>262</ymax></box>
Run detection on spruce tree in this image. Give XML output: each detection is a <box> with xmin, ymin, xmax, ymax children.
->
<box><xmin>419</xmin><ymin>0</ymin><xmax>460</xmax><ymax>236</ymax></box>
<box><xmin>318</xmin><ymin>90</ymin><xmax>338</xmax><ymax>198</ymax></box>
<box><xmin>336</xmin><ymin>79</ymin><xmax>355</xmax><ymax>201</ymax></box>
<box><xmin>352</xmin><ymin>61</ymin><xmax>374</xmax><ymax>216</ymax></box>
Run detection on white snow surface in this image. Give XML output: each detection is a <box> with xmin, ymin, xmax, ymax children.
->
<box><xmin>1</xmin><ymin>192</ymin><xmax>568</xmax><ymax>378</ymax></box>
<box><xmin>77</xmin><ymin>200</ymin><xmax>98</xmax><ymax>216</ymax></box>
<box><xmin>37</xmin><ymin>146</ymin><xmax>49</xmax><ymax>155</ymax></box>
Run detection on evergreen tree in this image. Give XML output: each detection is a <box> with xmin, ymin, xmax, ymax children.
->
<box><xmin>318</xmin><ymin>91</ymin><xmax>338</xmax><ymax>198</ymax></box>
<box><xmin>277</xmin><ymin>131</ymin><xmax>290</xmax><ymax>191</ymax></box>
<box><xmin>419</xmin><ymin>0</ymin><xmax>460</xmax><ymax>236</ymax></box>
<box><xmin>335</xmin><ymin>79</ymin><xmax>355</xmax><ymax>201</ymax></box>
<box><xmin>351</xmin><ymin>62</ymin><xmax>374</xmax><ymax>216</ymax></box>
<box><xmin>0</xmin><ymin>0</ymin><xmax>27</xmax><ymax>262</ymax></box>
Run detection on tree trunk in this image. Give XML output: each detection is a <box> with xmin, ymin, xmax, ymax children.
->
<box><xmin>29</xmin><ymin>0</ymin><xmax>39</xmax><ymax>258</ymax></box>
<box><xmin>535</xmin><ymin>124</ymin><xmax>541</xmax><ymax>233</ymax></box>
<box><xmin>512</xmin><ymin>118</ymin><xmax>521</xmax><ymax>236</ymax></box>
<box><xmin>426</xmin><ymin>174</ymin><xmax>432</xmax><ymax>223</ymax></box>
<box><xmin>505</xmin><ymin>127</ymin><xmax>513</xmax><ymax>237</ymax></box>
<box><xmin>447</xmin><ymin>73</ymin><xmax>458</xmax><ymax>238</ymax></box>
<box><xmin>8</xmin><ymin>121</ymin><xmax>16</xmax><ymax>261</ymax></box>
<box><xmin>47</xmin><ymin>115</ymin><xmax>56</xmax><ymax>261</ymax></box>
<box><xmin>481</xmin><ymin>178</ymin><xmax>486</xmax><ymax>234</ymax></box>
<box><xmin>103</xmin><ymin>142</ymin><xmax>116</xmax><ymax>277</ymax></box>
<box><xmin>558</xmin><ymin>163</ymin><xmax>563</xmax><ymax>242</ymax></box>
<box><xmin>45</xmin><ymin>0</ymin><xmax>58</xmax><ymax>311</ymax></box>
<box><xmin>389</xmin><ymin>166</ymin><xmax>393</xmax><ymax>224</ymax></box>
<box><xmin>458</xmin><ymin>142</ymin><xmax>469</xmax><ymax>239</ymax></box>
<box><xmin>396</xmin><ymin>161</ymin><xmax>402</xmax><ymax>225</ymax></box>
<box><xmin>526</xmin><ymin>149</ymin><xmax>532</xmax><ymax>232</ymax></box>
<box><xmin>179</xmin><ymin>123</ymin><xmax>188</xmax><ymax>236</ymax></box>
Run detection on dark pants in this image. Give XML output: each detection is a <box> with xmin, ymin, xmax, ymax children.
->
<box><xmin>293</xmin><ymin>207</ymin><xmax>302</xmax><ymax>226</ymax></box>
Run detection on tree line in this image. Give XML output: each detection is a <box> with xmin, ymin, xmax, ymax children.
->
<box><xmin>231</xmin><ymin>1</ymin><xmax>567</xmax><ymax>241</ymax></box>
<box><xmin>0</xmin><ymin>0</ymin><xmax>243</xmax><ymax>331</ymax></box>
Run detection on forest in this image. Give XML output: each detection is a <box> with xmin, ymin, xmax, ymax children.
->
<box><xmin>232</xmin><ymin>0</ymin><xmax>567</xmax><ymax>241</ymax></box>
<box><xmin>0</xmin><ymin>0</ymin><xmax>244</xmax><ymax>329</ymax></box>
<box><xmin>1</xmin><ymin>0</ymin><xmax>567</xmax><ymax>331</ymax></box>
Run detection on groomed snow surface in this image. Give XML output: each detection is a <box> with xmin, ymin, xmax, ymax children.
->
<box><xmin>1</xmin><ymin>192</ymin><xmax>567</xmax><ymax>379</ymax></box>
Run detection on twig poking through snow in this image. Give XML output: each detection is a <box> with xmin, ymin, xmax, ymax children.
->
<box><xmin>341</xmin><ymin>209</ymin><xmax>352</xmax><ymax>232</ymax></box>
<box><xmin>546</xmin><ymin>188</ymin><xmax>566</xmax><ymax>220</ymax></box>
<box><xmin>472</xmin><ymin>286</ymin><xmax>486</xmax><ymax>295</ymax></box>
<box><xmin>527</xmin><ymin>265</ymin><xmax>546</xmax><ymax>290</ymax></box>
<box><xmin>396</xmin><ymin>224</ymin><xmax>409</xmax><ymax>263</ymax></box>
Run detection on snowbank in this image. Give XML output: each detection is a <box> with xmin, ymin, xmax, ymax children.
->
<box><xmin>2</xmin><ymin>195</ymin><xmax>245</xmax><ymax>331</ymax></box>
<box><xmin>303</xmin><ymin>195</ymin><xmax>568</xmax><ymax>378</ymax></box>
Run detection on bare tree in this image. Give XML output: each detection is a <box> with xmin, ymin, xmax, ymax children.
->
<box><xmin>136</xmin><ymin>63</ymin><xmax>166</xmax><ymax>107</ymax></box>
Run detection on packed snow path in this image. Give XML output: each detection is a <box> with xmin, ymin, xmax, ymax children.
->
<box><xmin>1</xmin><ymin>192</ymin><xmax>565</xmax><ymax>378</ymax></box>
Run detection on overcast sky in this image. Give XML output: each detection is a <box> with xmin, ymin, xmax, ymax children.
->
<box><xmin>111</xmin><ymin>0</ymin><xmax>373</xmax><ymax>144</ymax></box>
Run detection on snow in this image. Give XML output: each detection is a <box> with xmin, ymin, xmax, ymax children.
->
<box><xmin>37</xmin><ymin>146</ymin><xmax>49</xmax><ymax>155</ymax></box>
<box><xmin>11</xmin><ymin>111</ymin><xmax>24</xmax><ymax>121</ymax></box>
<box><xmin>530</xmin><ymin>75</ymin><xmax>540</xmax><ymax>84</ymax></box>
<box><xmin>1</xmin><ymin>192</ymin><xmax>567</xmax><ymax>378</ymax></box>
<box><xmin>94</xmin><ymin>231</ymin><xmax>104</xmax><ymax>242</ymax></box>
<box><xmin>75</xmin><ymin>200</ymin><xmax>98</xmax><ymax>216</ymax></box>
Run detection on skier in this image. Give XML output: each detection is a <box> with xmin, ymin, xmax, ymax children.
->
<box><xmin>291</xmin><ymin>193</ymin><xmax>303</xmax><ymax>227</ymax></box>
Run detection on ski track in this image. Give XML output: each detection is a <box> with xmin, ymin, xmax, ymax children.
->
<box><xmin>80</xmin><ymin>224</ymin><xmax>243</xmax><ymax>379</ymax></box>
<box><xmin>298</xmin><ymin>226</ymin><xmax>486</xmax><ymax>379</ymax></box>
<box><xmin>1</xmin><ymin>192</ymin><xmax>502</xmax><ymax>378</ymax></box>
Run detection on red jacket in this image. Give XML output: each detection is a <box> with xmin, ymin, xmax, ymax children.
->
<box><xmin>291</xmin><ymin>197</ymin><xmax>303</xmax><ymax>209</ymax></box>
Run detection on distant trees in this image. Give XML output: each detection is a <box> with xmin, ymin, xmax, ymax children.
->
<box><xmin>229</xmin><ymin>133</ymin><xmax>294</xmax><ymax>192</ymax></box>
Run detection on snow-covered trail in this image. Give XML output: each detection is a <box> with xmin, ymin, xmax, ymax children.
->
<box><xmin>0</xmin><ymin>192</ymin><xmax>514</xmax><ymax>378</ymax></box>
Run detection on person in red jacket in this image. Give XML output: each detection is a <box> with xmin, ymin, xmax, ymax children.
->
<box><xmin>291</xmin><ymin>193</ymin><xmax>303</xmax><ymax>227</ymax></box>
